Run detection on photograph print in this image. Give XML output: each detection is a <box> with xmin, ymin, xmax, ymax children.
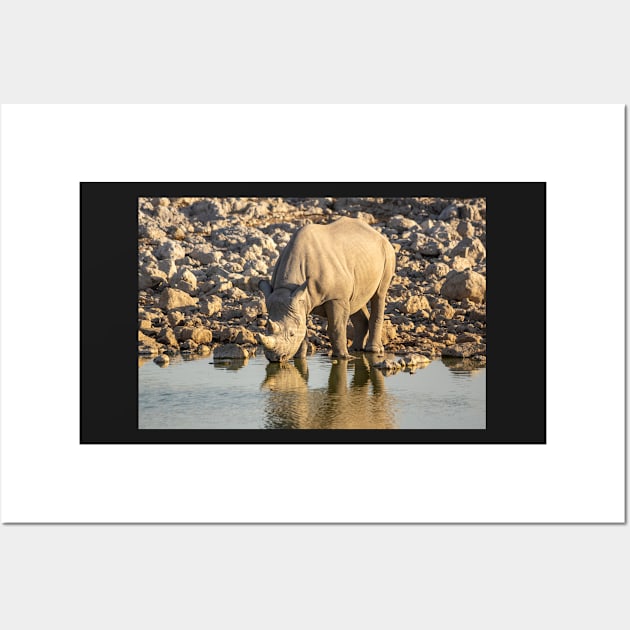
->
<box><xmin>81</xmin><ymin>182</ymin><xmax>545</xmax><ymax>444</ymax></box>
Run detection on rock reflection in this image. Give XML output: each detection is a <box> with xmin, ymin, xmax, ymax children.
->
<box><xmin>212</xmin><ymin>358</ymin><xmax>249</xmax><ymax>371</ymax></box>
<box><xmin>261</xmin><ymin>354</ymin><xmax>395</xmax><ymax>429</ymax></box>
<box><xmin>441</xmin><ymin>356</ymin><xmax>486</xmax><ymax>377</ymax></box>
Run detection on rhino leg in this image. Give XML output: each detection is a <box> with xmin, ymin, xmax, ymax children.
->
<box><xmin>324</xmin><ymin>299</ymin><xmax>351</xmax><ymax>359</ymax></box>
<box><xmin>365</xmin><ymin>296</ymin><xmax>385</xmax><ymax>353</ymax></box>
<box><xmin>296</xmin><ymin>336</ymin><xmax>308</xmax><ymax>359</ymax></box>
<box><xmin>350</xmin><ymin>306</ymin><xmax>369</xmax><ymax>351</ymax></box>
<box><xmin>366</xmin><ymin>256</ymin><xmax>396</xmax><ymax>354</ymax></box>
<box><xmin>365</xmin><ymin>284</ymin><xmax>392</xmax><ymax>353</ymax></box>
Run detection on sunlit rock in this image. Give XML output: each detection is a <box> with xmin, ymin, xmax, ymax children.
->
<box><xmin>213</xmin><ymin>344</ymin><xmax>249</xmax><ymax>361</ymax></box>
<box><xmin>159</xmin><ymin>287</ymin><xmax>198</xmax><ymax>310</ymax></box>
<box><xmin>441</xmin><ymin>342</ymin><xmax>486</xmax><ymax>358</ymax></box>
<box><xmin>440</xmin><ymin>269</ymin><xmax>486</xmax><ymax>303</ymax></box>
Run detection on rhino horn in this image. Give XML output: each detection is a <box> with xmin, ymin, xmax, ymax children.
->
<box><xmin>258</xmin><ymin>333</ymin><xmax>276</xmax><ymax>350</ymax></box>
<box><xmin>269</xmin><ymin>320</ymin><xmax>281</xmax><ymax>334</ymax></box>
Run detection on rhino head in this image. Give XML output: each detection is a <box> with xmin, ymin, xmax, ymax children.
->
<box><xmin>257</xmin><ymin>279</ymin><xmax>311</xmax><ymax>362</ymax></box>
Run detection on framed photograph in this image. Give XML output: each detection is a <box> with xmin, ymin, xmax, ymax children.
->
<box><xmin>80</xmin><ymin>181</ymin><xmax>545</xmax><ymax>445</ymax></box>
<box><xmin>2</xmin><ymin>104</ymin><xmax>623</xmax><ymax>523</ymax></box>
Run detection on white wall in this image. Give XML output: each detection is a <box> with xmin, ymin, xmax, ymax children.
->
<box><xmin>0</xmin><ymin>3</ymin><xmax>627</xmax><ymax>629</ymax></box>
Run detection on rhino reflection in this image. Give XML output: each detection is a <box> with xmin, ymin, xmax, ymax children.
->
<box><xmin>261</xmin><ymin>355</ymin><xmax>395</xmax><ymax>429</ymax></box>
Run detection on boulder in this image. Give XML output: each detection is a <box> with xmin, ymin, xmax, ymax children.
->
<box><xmin>159</xmin><ymin>288</ymin><xmax>198</xmax><ymax>310</ymax></box>
<box><xmin>411</xmin><ymin>234</ymin><xmax>443</xmax><ymax>257</ymax></box>
<box><xmin>138</xmin><ymin>331</ymin><xmax>159</xmax><ymax>355</ymax></box>
<box><xmin>167</xmin><ymin>310</ymin><xmax>185</xmax><ymax>327</ymax></box>
<box><xmin>438</xmin><ymin>203</ymin><xmax>459</xmax><ymax>221</ymax></box>
<box><xmin>425</xmin><ymin>262</ymin><xmax>450</xmax><ymax>279</ymax></box>
<box><xmin>200</xmin><ymin>295</ymin><xmax>222</xmax><ymax>317</ymax></box>
<box><xmin>157</xmin><ymin>327</ymin><xmax>179</xmax><ymax>348</ymax></box>
<box><xmin>182</xmin><ymin>199</ymin><xmax>229</xmax><ymax>222</ymax></box>
<box><xmin>173</xmin><ymin>268</ymin><xmax>197</xmax><ymax>293</ymax></box>
<box><xmin>191</xmin><ymin>244</ymin><xmax>222</xmax><ymax>265</ymax></box>
<box><xmin>179</xmin><ymin>327</ymin><xmax>213</xmax><ymax>344</ymax></box>
<box><xmin>155</xmin><ymin>239</ymin><xmax>186</xmax><ymax>261</ymax></box>
<box><xmin>138</xmin><ymin>269</ymin><xmax>167</xmax><ymax>290</ymax></box>
<box><xmin>381</xmin><ymin>319</ymin><xmax>398</xmax><ymax>345</ymax></box>
<box><xmin>213</xmin><ymin>344</ymin><xmax>249</xmax><ymax>360</ymax></box>
<box><xmin>456</xmin><ymin>333</ymin><xmax>483</xmax><ymax>344</ymax></box>
<box><xmin>441</xmin><ymin>342</ymin><xmax>486</xmax><ymax>358</ymax></box>
<box><xmin>405</xmin><ymin>354</ymin><xmax>431</xmax><ymax>369</ymax></box>
<box><xmin>402</xmin><ymin>295</ymin><xmax>431</xmax><ymax>314</ymax></box>
<box><xmin>241</xmin><ymin>298</ymin><xmax>265</xmax><ymax>322</ymax></box>
<box><xmin>169</xmin><ymin>226</ymin><xmax>186</xmax><ymax>241</ymax></box>
<box><xmin>234</xmin><ymin>328</ymin><xmax>257</xmax><ymax>344</ymax></box>
<box><xmin>450</xmin><ymin>237</ymin><xmax>486</xmax><ymax>263</ymax></box>
<box><xmin>426</xmin><ymin>221</ymin><xmax>460</xmax><ymax>245</ymax></box>
<box><xmin>157</xmin><ymin>258</ymin><xmax>178</xmax><ymax>280</ymax></box>
<box><xmin>460</xmin><ymin>204</ymin><xmax>482</xmax><ymax>221</ymax></box>
<box><xmin>440</xmin><ymin>270</ymin><xmax>486</xmax><ymax>303</ymax></box>
<box><xmin>456</xmin><ymin>220</ymin><xmax>475</xmax><ymax>239</ymax></box>
<box><xmin>438</xmin><ymin>303</ymin><xmax>455</xmax><ymax>319</ymax></box>
<box><xmin>451</xmin><ymin>257</ymin><xmax>473</xmax><ymax>272</ymax></box>
<box><xmin>390</xmin><ymin>215</ymin><xmax>418</xmax><ymax>231</ymax></box>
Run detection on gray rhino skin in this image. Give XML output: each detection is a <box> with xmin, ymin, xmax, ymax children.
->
<box><xmin>258</xmin><ymin>217</ymin><xmax>396</xmax><ymax>362</ymax></box>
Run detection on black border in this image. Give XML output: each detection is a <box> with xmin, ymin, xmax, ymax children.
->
<box><xmin>80</xmin><ymin>182</ymin><xmax>546</xmax><ymax>444</ymax></box>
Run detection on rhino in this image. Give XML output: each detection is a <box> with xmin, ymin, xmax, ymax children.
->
<box><xmin>257</xmin><ymin>217</ymin><xmax>396</xmax><ymax>362</ymax></box>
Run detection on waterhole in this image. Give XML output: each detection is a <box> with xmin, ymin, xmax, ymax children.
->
<box><xmin>138</xmin><ymin>350</ymin><xmax>485</xmax><ymax>430</ymax></box>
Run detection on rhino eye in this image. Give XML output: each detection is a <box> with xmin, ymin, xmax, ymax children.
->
<box><xmin>290</xmin><ymin>331</ymin><xmax>295</xmax><ymax>337</ymax></box>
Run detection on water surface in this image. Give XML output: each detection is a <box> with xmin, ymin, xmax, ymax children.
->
<box><xmin>138</xmin><ymin>350</ymin><xmax>485</xmax><ymax>430</ymax></box>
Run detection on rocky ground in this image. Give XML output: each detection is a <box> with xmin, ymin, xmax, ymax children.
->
<box><xmin>138</xmin><ymin>196</ymin><xmax>486</xmax><ymax>369</ymax></box>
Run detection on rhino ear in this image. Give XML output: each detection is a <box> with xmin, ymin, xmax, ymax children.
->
<box><xmin>258</xmin><ymin>279</ymin><xmax>273</xmax><ymax>298</ymax></box>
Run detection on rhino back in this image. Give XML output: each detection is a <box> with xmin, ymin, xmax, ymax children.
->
<box><xmin>271</xmin><ymin>217</ymin><xmax>395</xmax><ymax>311</ymax></box>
